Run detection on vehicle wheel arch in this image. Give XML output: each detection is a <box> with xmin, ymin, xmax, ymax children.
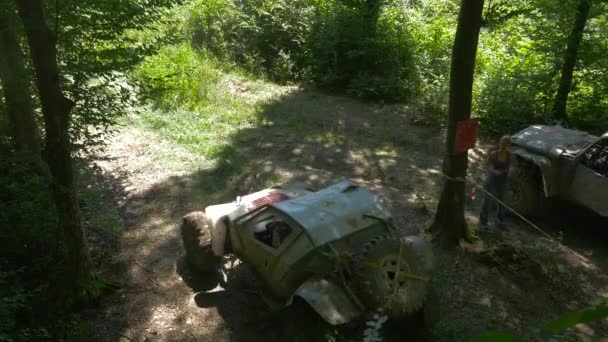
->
<box><xmin>512</xmin><ymin>149</ymin><xmax>551</xmax><ymax>197</ymax></box>
<box><xmin>291</xmin><ymin>278</ymin><xmax>363</xmax><ymax>325</ymax></box>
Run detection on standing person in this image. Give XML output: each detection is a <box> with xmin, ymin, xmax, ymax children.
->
<box><xmin>479</xmin><ymin>135</ymin><xmax>512</xmax><ymax>229</ymax></box>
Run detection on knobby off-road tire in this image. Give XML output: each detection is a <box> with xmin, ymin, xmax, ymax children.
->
<box><xmin>352</xmin><ymin>234</ymin><xmax>434</xmax><ymax>320</ymax></box>
<box><xmin>181</xmin><ymin>211</ymin><xmax>220</xmax><ymax>273</ymax></box>
<box><xmin>506</xmin><ymin>167</ymin><xmax>542</xmax><ymax>217</ymax></box>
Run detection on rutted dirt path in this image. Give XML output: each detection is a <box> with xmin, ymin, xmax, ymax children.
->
<box><xmin>81</xmin><ymin>89</ymin><xmax>608</xmax><ymax>341</ymax></box>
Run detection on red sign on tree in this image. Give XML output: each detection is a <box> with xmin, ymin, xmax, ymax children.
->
<box><xmin>454</xmin><ymin>118</ymin><xmax>479</xmax><ymax>154</ymax></box>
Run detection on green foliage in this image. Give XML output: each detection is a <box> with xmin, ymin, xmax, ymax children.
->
<box><xmin>0</xmin><ymin>98</ymin><xmax>7</xmax><ymax>141</ymax></box>
<box><xmin>544</xmin><ymin>304</ymin><xmax>608</xmax><ymax>333</ymax></box>
<box><xmin>184</xmin><ymin>0</ymin><xmax>421</xmax><ymax>100</ymax></box>
<box><xmin>188</xmin><ymin>0</ymin><xmax>312</xmax><ymax>82</ymax></box>
<box><xmin>0</xmin><ymin>149</ymin><xmax>122</xmax><ymax>340</ymax></box>
<box><xmin>434</xmin><ymin>319</ymin><xmax>468</xmax><ymax>341</ymax></box>
<box><xmin>475</xmin><ymin>0</ymin><xmax>608</xmax><ymax>135</ymax></box>
<box><xmin>0</xmin><ymin>152</ymin><xmax>59</xmax><ymax>265</ymax></box>
<box><xmin>131</xmin><ymin>40</ymin><xmax>285</xmax><ymax>175</ymax></box>
<box><xmin>308</xmin><ymin>0</ymin><xmax>420</xmax><ymax>100</ymax></box>
<box><xmin>0</xmin><ymin>0</ymin><xmax>180</xmax><ymax>338</ymax></box>
<box><xmin>567</xmin><ymin>9</ymin><xmax>608</xmax><ymax>133</ymax></box>
<box><xmin>476</xmin><ymin>333</ymin><xmax>526</xmax><ymax>342</ymax></box>
<box><xmin>135</xmin><ymin>43</ymin><xmax>221</xmax><ymax>110</ymax></box>
<box><xmin>464</xmin><ymin>224</ymin><xmax>479</xmax><ymax>242</ymax></box>
<box><xmin>0</xmin><ymin>149</ymin><xmax>64</xmax><ymax>340</ymax></box>
<box><xmin>51</xmin><ymin>0</ymin><xmax>179</xmax><ymax>150</ymax></box>
<box><xmin>396</xmin><ymin>0</ymin><xmax>458</xmax><ymax>121</ymax></box>
<box><xmin>0</xmin><ymin>272</ymin><xmax>31</xmax><ymax>341</ymax></box>
<box><xmin>477</xmin><ymin>303</ymin><xmax>608</xmax><ymax>341</ymax></box>
<box><xmin>141</xmin><ymin>0</ymin><xmax>608</xmax><ymax>131</ymax></box>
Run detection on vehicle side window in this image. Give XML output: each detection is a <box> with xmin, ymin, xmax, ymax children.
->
<box><xmin>253</xmin><ymin>217</ymin><xmax>293</xmax><ymax>249</ymax></box>
<box><xmin>581</xmin><ymin>139</ymin><xmax>608</xmax><ymax>178</ymax></box>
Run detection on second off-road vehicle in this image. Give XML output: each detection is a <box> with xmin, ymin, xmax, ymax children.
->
<box><xmin>507</xmin><ymin>125</ymin><xmax>608</xmax><ymax>217</ymax></box>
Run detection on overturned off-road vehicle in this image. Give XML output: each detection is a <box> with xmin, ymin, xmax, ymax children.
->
<box><xmin>507</xmin><ymin>125</ymin><xmax>608</xmax><ymax>217</ymax></box>
<box><xmin>180</xmin><ymin>180</ymin><xmax>434</xmax><ymax>325</ymax></box>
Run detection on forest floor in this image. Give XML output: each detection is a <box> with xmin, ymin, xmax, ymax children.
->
<box><xmin>78</xmin><ymin>83</ymin><xmax>608</xmax><ymax>341</ymax></box>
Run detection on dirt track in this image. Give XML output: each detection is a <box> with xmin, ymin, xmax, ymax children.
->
<box><xmin>80</xmin><ymin>90</ymin><xmax>608</xmax><ymax>341</ymax></box>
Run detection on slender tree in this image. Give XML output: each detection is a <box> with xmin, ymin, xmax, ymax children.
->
<box><xmin>14</xmin><ymin>0</ymin><xmax>95</xmax><ymax>300</ymax></box>
<box><xmin>552</xmin><ymin>0</ymin><xmax>591</xmax><ymax>123</ymax></box>
<box><xmin>430</xmin><ymin>0</ymin><xmax>485</xmax><ymax>247</ymax></box>
<box><xmin>361</xmin><ymin>0</ymin><xmax>385</xmax><ymax>35</ymax></box>
<box><xmin>0</xmin><ymin>3</ymin><xmax>40</xmax><ymax>153</ymax></box>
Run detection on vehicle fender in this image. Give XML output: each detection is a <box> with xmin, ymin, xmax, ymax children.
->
<box><xmin>204</xmin><ymin>202</ymin><xmax>247</xmax><ymax>256</ymax></box>
<box><xmin>512</xmin><ymin>147</ymin><xmax>555</xmax><ymax>197</ymax></box>
<box><xmin>292</xmin><ymin>278</ymin><xmax>362</xmax><ymax>325</ymax></box>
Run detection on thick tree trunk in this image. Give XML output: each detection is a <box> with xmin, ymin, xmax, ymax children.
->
<box><xmin>552</xmin><ymin>0</ymin><xmax>591</xmax><ymax>123</ymax></box>
<box><xmin>430</xmin><ymin>0</ymin><xmax>484</xmax><ymax>248</ymax></box>
<box><xmin>15</xmin><ymin>0</ymin><xmax>94</xmax><ymax>300</ymax></box>
<box><xmin>0</xmin><ymin>3</ymin><xmax>41</xmax><ymax>153</ymax></box>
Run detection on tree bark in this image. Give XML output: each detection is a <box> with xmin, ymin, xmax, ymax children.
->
<box><xmin>430</xmin><ymin>0</ymin><xmax>484</xmax><ymax>248</ymax></box>
<box><xmin>14</xmin><ymin>0</ymin><xmax>94</xmax><ymax>301</ymax></box>
<box><xmin>0</xmin><ymin>3</ymin><xmax>41</xmax><ymax>153</ymax></box>
<box><xmin>552</xmin><ymin>0</ymin><xmax>591</xmax><ymax>123</ymax></box>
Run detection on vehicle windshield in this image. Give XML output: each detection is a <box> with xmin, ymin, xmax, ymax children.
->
<box><xmin>581</xmin><ymin>138</ymin><xmax>608</xmax><ymax>178</ymax></box>
<box><xmin>565</xmin><ymin>136</ymin><xmax>598</xmax><ymax>153</ymax></box>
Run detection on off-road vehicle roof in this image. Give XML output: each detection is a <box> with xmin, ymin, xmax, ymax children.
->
<box><xmin>269</xmin><ymin>181</ymin><xmax>392</xmax><ymax>246</ymax></box>
<box><xmin>512</xmin><ymin>125</ymin><xmax>597</xmax><ymax>155</ymax></box>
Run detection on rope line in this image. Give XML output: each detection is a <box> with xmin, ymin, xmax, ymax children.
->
<box><xmin>444</xmin><ymin>173</ymin><xmax>599</xmax><ymax>270</ymax></box>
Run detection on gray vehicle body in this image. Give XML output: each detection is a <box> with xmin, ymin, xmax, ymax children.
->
<box><xmin>187</xmin><ymin>180</ymin><xmax>433</xmax><ymax>325</ymax></box>
<box><xmin>510</xmin><ymin>125</ymin><xmax>608</xmax><ymax>217</ymax></box>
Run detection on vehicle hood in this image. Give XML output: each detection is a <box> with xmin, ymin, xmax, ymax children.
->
<box><xmin>511</xmin><ymin>125</ymin><xmax>597</xmax><ymax>155</ymax></box>
<box><xmin>271</xmin><ymin>180</ymin><xmax>392</xmax><ymax>247</ymax></box>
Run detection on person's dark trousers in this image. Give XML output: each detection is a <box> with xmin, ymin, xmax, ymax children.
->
<box><xmin>479</xmin><ymin>175</ymin><xmax>507</xmax><ymax>226</ymax></box>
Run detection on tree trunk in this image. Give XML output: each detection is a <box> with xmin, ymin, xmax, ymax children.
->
<box><xmin>430</xmin><ymin>0</ymin><xmax>484</xmax><ymax>248</ymax></box>
<box><xmin>360</xmin><ymin>0</ymin><xmax>384</xmax><ymax>71</ymax></box>
<box><xmin>0</xmin><ymin>3</ymin><xmax>41</xmax><ymax>153</ymax></box>
<box><xmin>552</xmin><ymin>0</ymin><xmax>591</xmax><ymax>123</ymax></box>
<box><xmin>14</xmin><ymin>0</ymin><xmax>94</xmax><ymax>301</ymax></box>
<box><xmin>362</xmin><ymin>0</ymin><xmax>384</xmax><ymax>36</ymax></box>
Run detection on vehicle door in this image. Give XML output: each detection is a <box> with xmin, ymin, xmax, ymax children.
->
<box><xmin>569</xmin><ymin>137</ymin><xmax>608</xmax><ymax>217</ymax></box>
<box><xmin>233</xmin><ymin>208</ymin><xmax>302</xmax><ymax>288</ymax></box>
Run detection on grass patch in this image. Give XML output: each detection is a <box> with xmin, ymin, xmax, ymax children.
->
<box><xmin>129</xmin><ymin>43</ymin><xmax>286</xmax><ymax>169</ymax></box>
<box><xmin>465</xmin><ymin>224</ymin><xmax>480</xmax><ymax>242</ymax></box>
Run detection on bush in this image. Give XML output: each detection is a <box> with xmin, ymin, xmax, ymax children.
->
<box><xmin>185</xmin><ymin>0</ymin><xmax>420</xmax><ymax>100</ymax></box>
<box><xmin>476</xmin><ymin>76</ymin><xmax>551</xmax><ymax>136</ymax></box>
<box><xmin>134</xmin><ymin>43</ymin><xmax>221</xmax><ymax>110</ymax></box>
<box><xmin>0</xmin><ymin>149</ymin><xmax>69</xmax><ymax>340</ymax></box>
<box><xmin>567</xmin><ymin>68</ymin><xmax>608</xmax><ymax>134</ymax></box>
<box><xmin>188</xmin><ymin>0</ymin><xmax>311</xmax><ymax>83</ymax></box>
<box><xmin>304</xmin><ymin>0</ymin><xmax>419</xmax><ymax>100</ymax></box>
